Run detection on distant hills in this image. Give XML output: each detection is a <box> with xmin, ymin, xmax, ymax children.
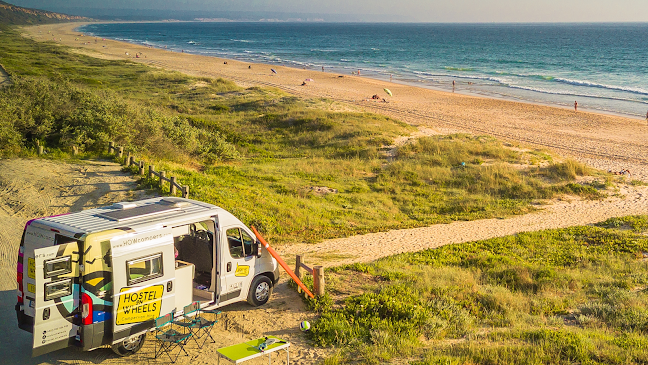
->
<box><xmin>0</xmin><ymin>1</ymin><xmax>89</xmax><ymax>25</ymax></box>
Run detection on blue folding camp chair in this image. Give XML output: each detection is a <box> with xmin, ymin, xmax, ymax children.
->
<box><xmin>154</xmin><ymin>312</ymin><xmax>193</xmax><ymax>363</ymax></box>
<box><xmin>174</xmin><ymin>302</ymin><xmax>219</xmax><ymax>348</ymax></box>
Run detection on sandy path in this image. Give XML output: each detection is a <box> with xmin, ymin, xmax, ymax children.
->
<box><xmin>21</xmin><ymin>23</ymin><xmax>648</xmax><ymax>181</ymax></box>
<box><xmin>277</xmin><ymin>184</ymin><xmax>648</xmax><ymax>267</ymax></box>
<box><xmin>0</xmin><ymin>63</ymin><xmax>10</xmax><ymax>87</ymax></box>
<box><xmin>0</xmin><ymin>159</ymin><xmax>151</xmax><ymax>291</ymax></box>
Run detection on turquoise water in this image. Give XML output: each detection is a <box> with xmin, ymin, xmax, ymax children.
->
<box><xmin>81</xmin><ymin>22</ymin><xmax>648</xmax><ymax>118</ymax></box>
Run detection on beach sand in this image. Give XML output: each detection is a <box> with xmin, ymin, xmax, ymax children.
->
<box><xmin>22</xmin><ymin>22</ymin><xmax>648</xmax><ymax>181</ymax></box>
<box><xmin>2</xmin><ymin>22</ymin><xmax>648</xmax><ymax>365</ymax></box>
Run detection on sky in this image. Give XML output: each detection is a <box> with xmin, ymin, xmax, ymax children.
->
<box><xmin>8</xmin><ymin>0</ymin><xmax>648</xmax><ymax>22</ymax></box>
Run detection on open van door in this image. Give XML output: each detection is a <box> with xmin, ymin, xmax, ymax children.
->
<box><xmin>32</xmin><ymin>242</ymin><xmax>80</xmax><ymax>357</ymax></box>
<box><xmin>110</xmin><ymin>228</ymin><xmax>176</xmax><ymax>345</ymax></box>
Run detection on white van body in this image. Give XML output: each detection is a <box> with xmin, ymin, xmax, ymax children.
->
<box><xmin>15</xmin><ymin>197</ymin><xmax>279</xmax><ymax>356</ymax></box>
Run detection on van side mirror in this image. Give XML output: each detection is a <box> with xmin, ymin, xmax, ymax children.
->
<box><xmin>257</xmin><ymin>241</ymin><xmax>262</xmax><ymax>257</ymax></box>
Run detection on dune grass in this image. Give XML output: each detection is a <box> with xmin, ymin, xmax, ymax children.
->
<box><xmin>304</xmin><ymin>216</ymin><xmax>648</xmax><ymax>364</ymax></box>
<box><xmin>0</xmin><ymin>27</ymin><xmax>607</xmax><ymax>242</ymax></box>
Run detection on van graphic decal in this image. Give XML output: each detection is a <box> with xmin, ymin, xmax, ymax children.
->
<box><xmin>28</xmin><ymin>258</ymin><xmax>35</xmax><ymax>279</ymax></box>
<box><xmin>115</xmin><ymin>285</ymin><xmax>163</xmax><ymax>325</ymax></box>
<box><xmin>235</xmin><ymin>264</ymin><xmax>250</xmax><ymax>277</ymax></box>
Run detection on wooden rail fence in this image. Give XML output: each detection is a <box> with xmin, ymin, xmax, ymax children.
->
<box><xmin>295</xmin><ymin>255</ymin><xmax>325</xmax><ymax>296</ymax></box>
<box><xmin>35</xmin><ymin>140</ymin><xmax>79</xmax><ymax>156</ymax></box>
<box><xmin>108</xmin><ymin>141</ymin><xmax>190</xmax><ymax>198</ymax></box>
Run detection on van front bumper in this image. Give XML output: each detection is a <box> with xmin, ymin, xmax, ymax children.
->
<box><xmin>272</xmin><ymin>266</ymin><xmax>280</xmax><ymax>285</ymax></box>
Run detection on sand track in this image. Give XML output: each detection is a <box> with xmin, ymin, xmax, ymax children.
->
<box><xmin>0</xmin><ymin>63</ymin><xmax>10</xmax><ymax>87</ymax></box>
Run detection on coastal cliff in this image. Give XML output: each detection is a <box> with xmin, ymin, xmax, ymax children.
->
<box><xmin>0</xmin><ymin>1</ymin><xmax>90</xmax><ymax>24</ymax></box>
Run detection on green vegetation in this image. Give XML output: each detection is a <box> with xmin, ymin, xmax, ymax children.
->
<box><xmin>307</xmin><ymin>217</ymin><xmax>648</xmax><ymax>364</ymax></box>
<box><xmin>0</xmin><ymin>27</ymin><xmax>606</xmax><ymax>242</ymax></box>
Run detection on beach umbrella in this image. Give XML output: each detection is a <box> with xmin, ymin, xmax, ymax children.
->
<box><xmin>384</xmin><ymin>88</ymin><xmax>393</xmax><ymax>96</ymax></box>
<box><xmin>271</xmin><ymin>68</ymin><xmax>277</xmax><ymax>74</ymax></box>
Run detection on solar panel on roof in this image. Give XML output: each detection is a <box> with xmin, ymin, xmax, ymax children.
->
<box><xmin>96</xmin><ymin>204</ymin><xmax>181</xmax><ymax>222</ymax></box>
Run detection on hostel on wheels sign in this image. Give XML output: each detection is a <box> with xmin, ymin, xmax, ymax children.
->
<box><xmin>116</xmin><ymin>285</ymin><xmax>163</xmax><ymax>325</ymax></box>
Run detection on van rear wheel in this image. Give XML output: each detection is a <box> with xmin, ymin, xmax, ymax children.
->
<box><xmin>111</xmin><ymin>334</ymin><xmax>145</xmax><ymax>356</ymax></box>
<box><xmin>247</xmin><ymin>275</ymin><xmax>273</xmax><ymax>306</ymax></box>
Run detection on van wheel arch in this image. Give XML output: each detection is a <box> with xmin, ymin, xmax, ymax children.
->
<box><xmin>247</xmin><ymin>274</ymin><xmax>273</xmax><ymax>307</ymax></box>
<box><xmin>111</xmin><ymin>334</ymin><xmax>145</xmax><ymax>356</ymax></box>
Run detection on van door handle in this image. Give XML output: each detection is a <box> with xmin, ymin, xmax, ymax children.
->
<box><xmin>227</xmin><ymin>262</ymin><xmax>232</xmax><ymax>272</ymax></box>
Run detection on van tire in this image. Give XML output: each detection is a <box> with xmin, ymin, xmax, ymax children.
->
<box><xmin>111</xmin><ymin>334</ymin><xmax>145</xmax><ymax>356</ymax></box>
<box><xmin>247</xmin><ymin>275</ymin><xmax>273</xmax><ymax>306</ymax></box>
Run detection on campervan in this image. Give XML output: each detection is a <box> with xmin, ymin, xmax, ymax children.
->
<box><xmin>15</xmin><ymin>197</ymin><xmax>279</xmax><ymax>356</ymax></box>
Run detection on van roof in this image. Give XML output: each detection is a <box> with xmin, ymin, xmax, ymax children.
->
<box><xmin>31</xmin><ymin>197</ymin><xmax>231</xmax><ymax>236</ymax></box>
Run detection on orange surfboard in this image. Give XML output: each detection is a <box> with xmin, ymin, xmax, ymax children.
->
<box><xmin>252</xmin><ymin>227</ymin><xmax>315</xmax><ymax>299</ymax></box>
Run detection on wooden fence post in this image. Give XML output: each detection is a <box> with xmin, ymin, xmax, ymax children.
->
<box><xmin>138</xmin><ymin>161</ymin><xmax>144</xmax><ymax>175</ymax></box>
<box><xmin>128</xmin><ymin>155</ymin><xmax>134</xmax><ymax>166</ymax></box>
<box><xmin>124</xmin><ymin>152</ymin><xmax>131</xmax><ymax>166</ymax></box>
<box><xmin>170</xmin><ymin>176</ymin><xmax>177</xmax><ymax>195</ymax></box>
<box><xmin>159</xmin><ymin>171</ymin><xmax>166</xmax><ymax>190</ymax></box>
<box><xmin>117</xmin><ymin>147</ymin><xmax>123</xmax><ymax>159</ymax></box>
<box><xmin>108</xmin><ymin>141</ymin><xmax>115</xmax><ymax>154</ymax></box>
<box><xmin>148</xmin><ymin>165</ymin><xmax>154</xmax><ymax>179</ymax></box>
<box><xmin>182</xmin><ymin>185</ymin><xmax>189</xmax><ymax>198</ymax></box>
<box><xmin>38</xmin><ymin>146</ymin><xmax>44</xmax><ymax>155</ymax></box>
<box><xmin>295</xmin><ymin>255</ymin><xmax>303</xmax><ymax>293</ymax></box>
<box><xmin>313</xmin><ymin>266</ymin><xmax>325</xmax><ymax>296</ymax></box>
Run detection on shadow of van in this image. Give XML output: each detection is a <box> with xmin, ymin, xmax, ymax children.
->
<box><xmin>0</xmin><ymin>290</ymin><xmax>134</xmax><ymax>364</ymax></box>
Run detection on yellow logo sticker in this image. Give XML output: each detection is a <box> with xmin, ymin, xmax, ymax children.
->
<box><xmin>235</xmin><ymin>265</ymin><xmax>250</xmax><ymax>277</ymax></box>
<box><xmin>116</xmin><ymin>285</ymin><xmax>163</xmax><ymax>325</ymax></box>
<box><xmin>28</xmin><ymin>258</ymin><xmax>35</xmax><ymax>279</ymax></box>
<box><xmin>27</xmin><ymin>283</ymin><xmax>35</xmax><ymax>293</ymax></box>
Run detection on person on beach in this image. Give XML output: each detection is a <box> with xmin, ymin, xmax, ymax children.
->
<box><xmin>574</xmin><ymin>101</ymin><xmax>578</xmax><ymax>111</ymax></box>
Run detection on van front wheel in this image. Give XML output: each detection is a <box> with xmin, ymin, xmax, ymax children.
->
<box><xmin>111</xmin><ymin>334</ymin><xmax>145</xmax><ymax>356</ymax></box>
<box><xmin>247</xmin><ymin>275</ymin><xmax>273</xmax><ymax>306</ymax></box>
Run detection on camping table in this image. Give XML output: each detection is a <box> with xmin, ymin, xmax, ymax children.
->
<box><xmin>216</xmin><ymin>336</ymin><xmax>290</xmax><ymax>364</ymax></box>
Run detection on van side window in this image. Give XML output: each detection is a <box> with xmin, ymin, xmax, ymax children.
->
<box><xmin>241</xmin><ymin>230</ymin><xmax>255</xmax><ymax>257</ymax></box>
<box><xmin>227</xmin><ymin>228</ymin><xmax>244</xmax><ymax>258</ymax></box>
<box><xmin>126</xmin><ymin>254</ymin><xmax>163</xmax><ymax>285</ymax></box>
<box><xmin>44</xmin><ymin>256</ymin><xmax>72</xmax><ymax>278</ymax></box>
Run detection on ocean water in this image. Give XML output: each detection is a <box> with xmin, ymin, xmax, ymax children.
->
<box><xmin>80</xmin><ymin>22</ymin><xmax>648</xmax><ymax>118</ymax></box>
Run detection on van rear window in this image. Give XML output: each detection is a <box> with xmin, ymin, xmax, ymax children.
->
<box><xmin>44</xmin><ymin>256</ymin><xmax>72</xmax><ymax>278</ymax></box>
<box><xmin>45</xmin><ymin>279</ymin><xmax>72</xmax><ymax>301</ymax></box>
<box><xmin>126</xmin><ymin>254</ymin><xmax>163</xmax><ymax>285</ymax></box>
